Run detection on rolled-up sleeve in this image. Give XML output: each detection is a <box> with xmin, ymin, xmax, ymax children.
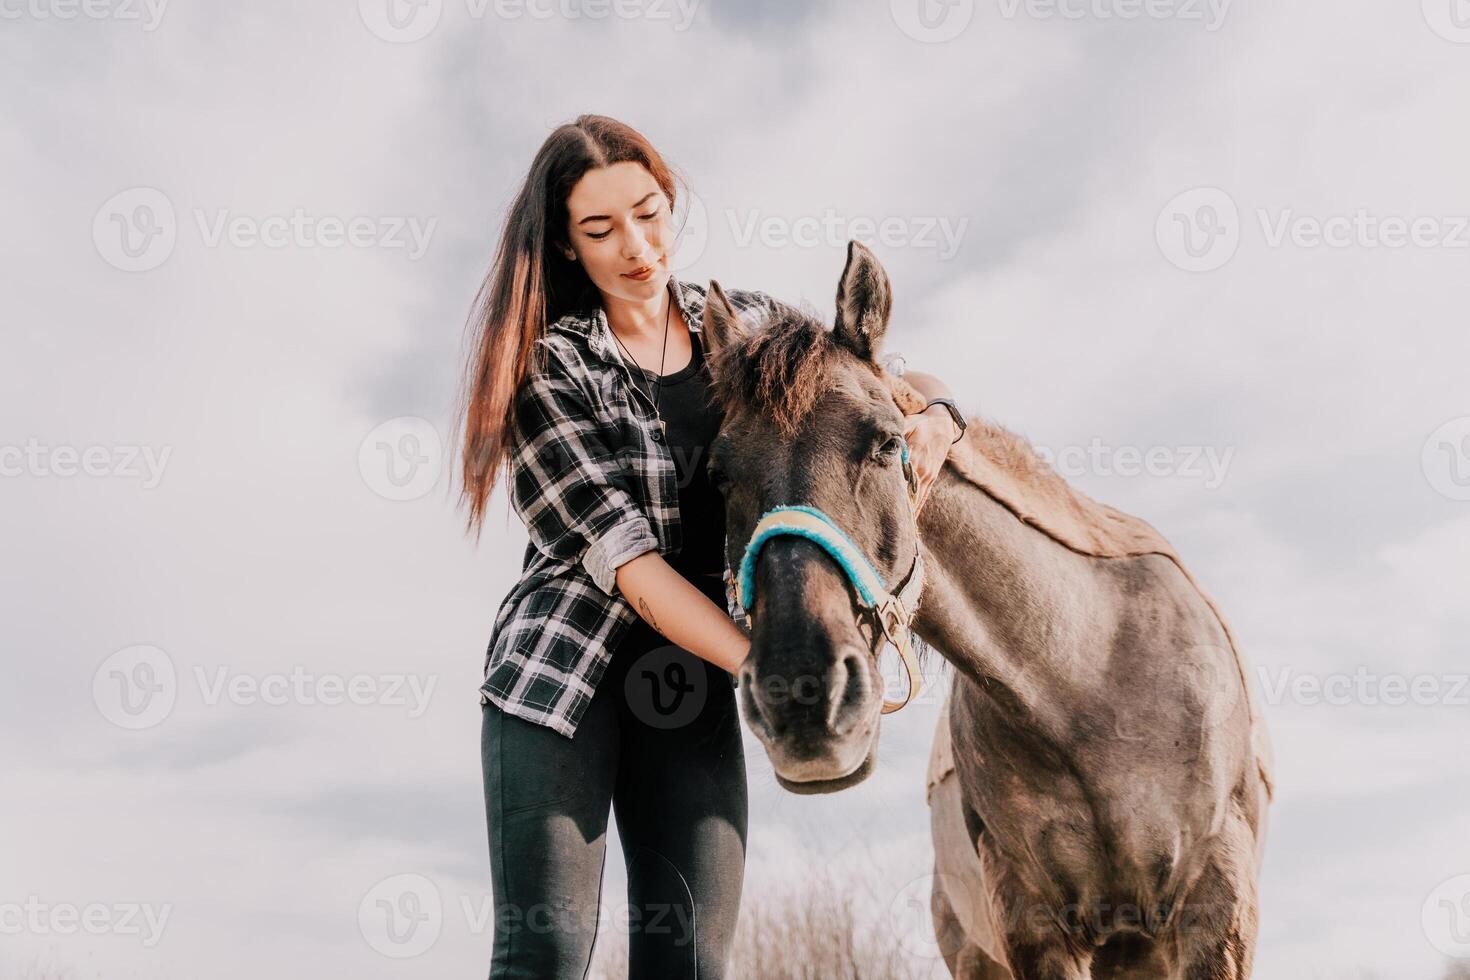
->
<box><xmin>510</xmin><ymin>351</ymin><xmax>659</xmax><ymax>596</ymax></box>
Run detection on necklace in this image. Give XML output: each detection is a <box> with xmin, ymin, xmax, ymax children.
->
<box><xmin>609</xmin><ymin>286</ymin><xmax>673</xmax><ymax>436</ymax></box>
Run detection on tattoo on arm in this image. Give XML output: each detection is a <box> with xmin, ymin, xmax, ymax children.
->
<box><xmin>638</xmin><ymin>596</ymin><xmax>660</xmax><ymax>631</ymax></box>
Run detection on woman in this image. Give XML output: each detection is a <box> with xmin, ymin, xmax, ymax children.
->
<box><xmin>456</xmin><ymin>113</ymin><xmax>963</xmax><ymax>979</ymax></box>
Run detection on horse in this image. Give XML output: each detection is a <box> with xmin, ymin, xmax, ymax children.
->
<box><xmin>698</xmin><ymin>240</ymin><xmax>1275</xmax><ymax>979</ymax></box>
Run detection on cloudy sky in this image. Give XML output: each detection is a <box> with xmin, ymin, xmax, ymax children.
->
<box><xmin>4</xmin><ymin>0</ymin><xmax>1469</xmax><ymax>977</ymax></box>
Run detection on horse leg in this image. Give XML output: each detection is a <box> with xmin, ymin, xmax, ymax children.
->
<box><xmin>931</xmin><ymin>872</ymin><xmax>1012</xmax><ymax>980</ymax></box>
<box><xmin>991</xmin><ymin>881</ymin><xmax>1091</xmax><ymax>980</ymax></box>
<box><xmin>1170</xmin><ymin>829</ymin><xmax>1259</xmax><ymax>980</ymax></box>
<box><xmin>1091</xmin><ymin>934</ymin><xmax>1171</xmax><ymax>979</ymax></box>
<box><xmin>1002</xmin><ymin>937</ymin><xmax>1091</xmax><ymax>980</ymax></box>
<box><xmin>929</xmin><ymin>770</ymin><xmax>1015</xmax><ymax>978</ymax></box>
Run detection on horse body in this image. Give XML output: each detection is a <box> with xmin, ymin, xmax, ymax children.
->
<box><xmin>914</xmin><ymin>437</ymin><xmax>1273</xmax><ymax>979</ymax></box>
<box><xmin>699</xmin><ymin>240</ymin><xmax>1272</xmax><ymax>979</ymax></box>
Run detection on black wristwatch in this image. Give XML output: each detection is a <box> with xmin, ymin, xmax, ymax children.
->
<box><xmin>922</xmin><ymin>397</ymin><xmax>966</xmax><ymax>444</ymax></box>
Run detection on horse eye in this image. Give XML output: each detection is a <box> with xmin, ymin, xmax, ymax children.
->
<box><xmin>874</xmin><ymin>436</ymin><xmax>902</xmax><ymax>460</ymax></box>
<box><xmin>707</xmin><ymin>461</ymin><xmax>730</xmax><ymax>492</ymax></box>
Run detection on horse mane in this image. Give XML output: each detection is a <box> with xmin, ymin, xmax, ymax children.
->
<box><xmin>705</xmin><ymin>301</ymin><xmax>884</xmax><ymax>438</ymax></box>
<box><xmin>706</xmin><ymin>302</ymin><xmax>1095</xmax><ymax>532</ymax></box>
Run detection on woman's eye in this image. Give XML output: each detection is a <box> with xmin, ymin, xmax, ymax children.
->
<box><xmin>586</xmin><ymin>230</ymin><xmax>611</xmax><ymax>241</ymax></box>
<box><xmin>637</xmin><ymin>210</ymin><xmax>659</xmax><ymax>221</ymax></box>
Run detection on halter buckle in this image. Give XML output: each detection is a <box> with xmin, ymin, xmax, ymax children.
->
<box><xmin>876</xmin><ymin>594</ymin><xmax>909</xmax><ymax>645</ymax></box>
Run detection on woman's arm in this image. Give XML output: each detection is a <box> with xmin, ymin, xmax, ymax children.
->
<box><xmin>614</xmin><ymin>553</ymin><xmax>750</xmax><ymax>674</ymax></box>
<box><xmin>609</xmin><ymin>367</ymin><xmax>963</xmax><ymax>672</ymax></box>
<box><xmin>610</xmin><ymin>364</ymin><xmax>961</xmax><ymax>673</ymax></box>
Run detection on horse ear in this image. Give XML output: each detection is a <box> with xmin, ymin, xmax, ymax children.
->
<box><xmin>701</xmin><ymin>279</ymin><xmax>745</xmax><ymax>359</ymax></box>
<box><xmin>832</xmin><ymin>239</ymin><xmax>892</xmax><ymax>362</ymax></box>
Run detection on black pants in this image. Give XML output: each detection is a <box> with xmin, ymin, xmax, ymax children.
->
<box><xmin>481</xmin><ymin>576</ymin><xmax>748</xmax><ymax>979</ymax></box>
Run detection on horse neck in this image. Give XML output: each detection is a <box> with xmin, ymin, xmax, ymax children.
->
<box><xmin>912</xmin><ymin>463</ymin><xmax>1115</xmax><ymax>729</ymax></box>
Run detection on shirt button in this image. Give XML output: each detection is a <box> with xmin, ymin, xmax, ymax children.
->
<box><xmin>651</xmin><ymin>429</ymin><xmax>664</xmax><ymax>443</ymax></box>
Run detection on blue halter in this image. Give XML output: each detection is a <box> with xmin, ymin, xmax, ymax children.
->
<box><xmin>733</xmin><ymin>438</ymin><xmax>926</xmax><ymax>713</ymax></box>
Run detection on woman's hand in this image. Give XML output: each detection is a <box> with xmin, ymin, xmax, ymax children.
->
<box><xmin>901</xmin><ymin>406</ymin><xmax>959</xmax><ymax>514</ymax></box>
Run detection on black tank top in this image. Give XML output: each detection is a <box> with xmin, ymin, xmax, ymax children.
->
<box><xmin>625</xmin><ymin>329</ymin><xmax>726</xmax><ymax>578</ymax></box>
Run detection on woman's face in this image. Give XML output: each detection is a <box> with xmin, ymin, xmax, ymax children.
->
<box><xmin>563</xmin><ymin>161</ymin><xmax>676</xmax><ymax>306</ymax></box>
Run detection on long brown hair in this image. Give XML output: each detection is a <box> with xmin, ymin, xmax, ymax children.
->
<box><xmin>454</xmin><ymin>114</ymin><xmax>683</xmax><ymax>540</ymax></box>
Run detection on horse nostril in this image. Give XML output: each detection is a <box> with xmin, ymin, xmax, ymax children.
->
<box><xmin>826</xmin><ymin>649</ymin><xmax>869</xmax><ymax>735</ymax></box>
<box><xmin>739</xmin><ymin>665</ymin><xmax>782</xmax><ymax>738</ymax></box>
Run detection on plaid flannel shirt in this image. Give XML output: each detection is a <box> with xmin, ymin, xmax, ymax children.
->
<box><xmin>479</xmin><ymin>277</ymin><xmax>908</xmax><ymax>737</ymax></box>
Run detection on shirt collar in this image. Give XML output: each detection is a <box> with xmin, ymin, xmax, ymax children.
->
<box><xmin>551</xmin><ymin>277</ymin><xmax>707</xmax><ymax>368</ymax></box>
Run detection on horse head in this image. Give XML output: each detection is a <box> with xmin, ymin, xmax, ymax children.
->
<box><xmin>703</xmin><ymin>240</ymin><xmax>928</xmax><ymax>794</ymax></box>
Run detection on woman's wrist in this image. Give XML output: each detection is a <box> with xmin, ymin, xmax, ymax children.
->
<box><xmin>921</xmin><ymin>402</ymin><xmax>962</xmax><ymax>444</ymax></box>
<box><xmin>723</xmin><ymin>631</ymin><xmax>751</xmax><ymax>675</ymax></box>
